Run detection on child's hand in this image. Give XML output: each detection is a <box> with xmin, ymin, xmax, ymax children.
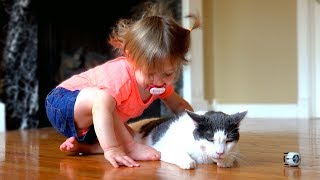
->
<box><xmin>104</xmin><ymin>146</ymin><xmax>140</xmax><ymax>168</ymax></box>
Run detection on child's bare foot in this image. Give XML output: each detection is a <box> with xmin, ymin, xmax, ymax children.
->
<box><xmin>126</xmin><ymin>142</ymin><xmax>160</xmax><ymax>161</ymax></box>
<box><xmin>60</xmin><ymin>137</ymin><xmax>79</xmax><ymax>152</ymax></box>
<box><xmin>60</xmin><ymin>137</ymin><xmax>103</xmax><ymax>154</ymax></box>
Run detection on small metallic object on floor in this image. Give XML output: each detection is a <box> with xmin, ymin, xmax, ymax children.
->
<box><xmin>284</xmin><ymin>152</ymin><xmax>301</xmax><ymax>167</ymax></box>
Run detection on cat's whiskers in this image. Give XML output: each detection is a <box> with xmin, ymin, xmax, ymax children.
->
<box><xmin>209</xmin><ymin>156</ymin><xmax>220</xmax><ymax>162</ymax></box>
<box><xmin>227</xmin><ymin>152</ymin><xmax>252</xmax><ymax>166</ymax></box>
<box><xmin>208</xmin><ymin>152</ymin><xmax>251</xmax><ymax>167</ymax></box>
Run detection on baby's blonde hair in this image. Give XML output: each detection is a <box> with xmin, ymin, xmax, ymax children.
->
<box><xmin>108</xmin><ymin>1</ymin><xmax>200</xmax><ymax>74</ymax></box>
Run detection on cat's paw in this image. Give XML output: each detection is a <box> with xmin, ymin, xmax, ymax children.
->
<box><xmin>217</xmin><ymin>159</ymin><xmax>234</xmax><ymax>168</ymax></box>
<box><xmin>177</xmin><ymin>159</ymin><xmax>197</xmax><ymax>169</ymax></box>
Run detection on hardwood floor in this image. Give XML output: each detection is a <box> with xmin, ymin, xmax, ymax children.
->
<box><xmin>0</xmin><ymin>118</ymin><xmax>319</xmax><ymax>179</ymax></box>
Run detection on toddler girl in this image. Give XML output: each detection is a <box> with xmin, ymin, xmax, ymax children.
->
<box><xmin>45</xmin><ymin>2</ymin><xmax>199</xmax><ymax>168</ymax></box>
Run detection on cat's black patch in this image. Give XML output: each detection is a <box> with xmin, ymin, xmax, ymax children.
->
<box><xmin>139</xmin><ymin>115</ymin><xmax>178</xmax><ymax>145</ymax></box>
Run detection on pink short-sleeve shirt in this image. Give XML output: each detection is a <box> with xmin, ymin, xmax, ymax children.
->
<box><xmin>58</xmin><ymin>56</ymin><xmax>174</xmax><ymax>122</ymax></box>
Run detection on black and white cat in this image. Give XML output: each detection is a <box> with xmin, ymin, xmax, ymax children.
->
<box><xmin>129</xmin><ymin>110</ymin><xmax>247</xmax><ymax>169</ymax></box>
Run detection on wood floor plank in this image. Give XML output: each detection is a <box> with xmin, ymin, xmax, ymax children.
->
<box><xmin>0</xmin><ymin>118</ymin><xmax>319</xmax><ymax>179</ymax></box>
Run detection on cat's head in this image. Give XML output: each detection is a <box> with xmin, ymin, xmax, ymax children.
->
<box><xmin>186</xmin><ymin>110</ymin><xmax>247</xmax><ymax>161</ymax></box>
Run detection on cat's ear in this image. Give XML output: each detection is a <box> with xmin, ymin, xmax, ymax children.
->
<box><xmin>185</xmin><ymin>109</ymin><xmax>203</xmax><ymax>124</ymax></box>
<box><xmin>231</xmin><ymin>111</ymin><xmax>247</xmax><ymax>125</ymax></box>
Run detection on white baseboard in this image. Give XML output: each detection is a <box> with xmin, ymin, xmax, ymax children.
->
<box><xmin>0</xmin><ymin>102</ymin><xmax>5</xmax><ymax>132</ymax></box>
<box><xmin>212</xmin><ymin>102</ymin><xmax>308</xmax><ymax>119</ymax></box>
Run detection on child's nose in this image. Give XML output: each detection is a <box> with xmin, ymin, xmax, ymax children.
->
<box><xmin>152</xmin><ymin>75</ymin><xmax>164</xmax><ymax>86</ymax></box>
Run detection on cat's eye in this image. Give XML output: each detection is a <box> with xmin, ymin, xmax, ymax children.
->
<box><xmin>206</xmin><ymin>138</ymin><xmax>214</xmax><ymax>142</ymax></box>
<box><xmin>226</xmin><ymin>139</ymin><xmax>233</xmax><ymax>143</ymax></box>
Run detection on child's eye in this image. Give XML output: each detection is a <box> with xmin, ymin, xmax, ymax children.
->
<box><xmin>164</xmin><ymin>72</ymin><xmax>174</xmax><ymax>77</ymax></box>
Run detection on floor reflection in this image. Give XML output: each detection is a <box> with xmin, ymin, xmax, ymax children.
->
<box><xmin>1</xmin><ymin>118</ymin><xmax>320</xmax><ymax>179</ymax></box>
<box><xmin>0</xmin><ymin>133</ymin><xmax>5</xmax><ymax>163</ymax></box>
<box><xmin>283</xmin><ymin>167</ymin><xmax>301</xmax><ymax>177</ymax></box>
<box><xmin>298</xmin><ymin>119</ymin><xmax>320</xmax><ymax>167</ymax></box>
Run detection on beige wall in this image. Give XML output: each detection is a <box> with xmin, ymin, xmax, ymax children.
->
<box><xmin>203</xmin><ymin>0</ymin><xmax>297</xmax><ymax>104</ymax></box>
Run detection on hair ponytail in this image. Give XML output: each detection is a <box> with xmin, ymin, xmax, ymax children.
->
<box><xmin>185</xmin><ymin>14</ymin><xmax>201</xmax><ymax>32</ymax></box>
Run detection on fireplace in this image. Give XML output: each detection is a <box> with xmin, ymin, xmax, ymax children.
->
<box><xmin>0</xmin><ymin>0</ymin><xmax>182</xmax><ymax>130</ymax></box>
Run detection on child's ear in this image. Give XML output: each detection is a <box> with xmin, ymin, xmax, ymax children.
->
<box><xmin>125</xmin><ymin>50</ymin><xmax>136</xmax><ymax>64</ymax></box>
<box><xmin>125</xmin><ymin>50</ymin><xmax>130</xmax><ymax>56</ymax></box>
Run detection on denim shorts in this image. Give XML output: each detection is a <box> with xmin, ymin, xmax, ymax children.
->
<box><xmin>45</xmin><ymin>87</ymin><xmax>97</xmax><ymax>143</ymax></box>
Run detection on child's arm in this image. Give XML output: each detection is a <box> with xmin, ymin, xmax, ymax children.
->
<box><xmin>92</xmin><ymin>89</ymin><xmax>139</xmax><ymax>168</ymax></box>
<box><xmin>161</xmin><ymin>92</ymin><xmax>194</xmax><ymax>114</ymax></box>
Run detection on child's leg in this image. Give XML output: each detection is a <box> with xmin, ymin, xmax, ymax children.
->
<box><xmin>112</xmin><ymin>111</ymin><xmax>160</xmax><ymax>161</ymax></box>
<box><xmin>46</xmin><ymin>87</ymin><xmax>98</xmax><ymax>153</ymax></box>
<box><xmin>55</xmin><ymin>87</ymin><xmax>102</xmax><ymax>154</ymax></box>
<box><xmin>75</xmin><ymin>87</ymin><xmax>159</xmax><ymax>161</ymax></box>
<box><xmin>60</xmin><ymin>87</ymin><xmax>105</xmax><ymax>153</ymax></box>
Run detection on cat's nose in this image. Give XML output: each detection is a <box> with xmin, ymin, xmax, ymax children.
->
<box><xmin>216</xmin><ymin>152</ymin><xmax>224</xmax><ymax>157</ymax></box>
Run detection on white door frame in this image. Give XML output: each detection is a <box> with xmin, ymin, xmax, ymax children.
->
<box><xmin>297</xmin><ymin>0</ymin><xmax>320</xmax><ymax>118</ymax></box>
<box><xmin>182</xmin><ymin>0</ymin><xmax>209</xmax><ymax>111</ymax></box>
<box><xmin>314</xmin><ymin>0</ymin><xmax>320</xmax><ymax>117</ymax></box>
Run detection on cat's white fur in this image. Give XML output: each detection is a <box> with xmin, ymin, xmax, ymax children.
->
<box><xmin>129</xmin><ymin>111</ymin><xmax>240</xmax><ymax>169</ymax></box>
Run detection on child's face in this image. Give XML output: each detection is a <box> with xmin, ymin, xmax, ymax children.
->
<box><xmin>135</xmin><ymin>60</ymin><xmax>178</xmax><ymax>92</ymax></box>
